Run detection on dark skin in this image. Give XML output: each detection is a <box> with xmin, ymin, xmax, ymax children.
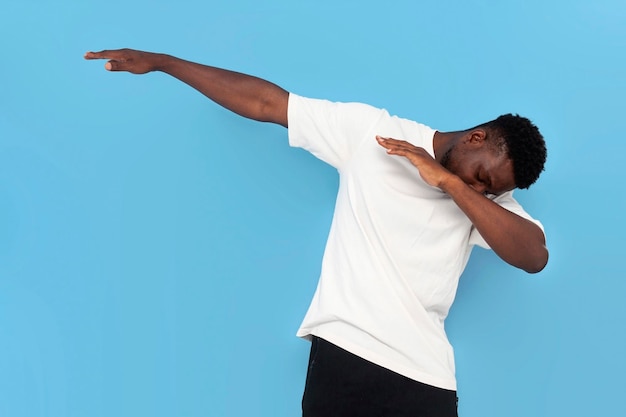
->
<box><xmin>84</xmin><ymin>49</ymin><xmax>548</xmax><ymax>273</ymax></box>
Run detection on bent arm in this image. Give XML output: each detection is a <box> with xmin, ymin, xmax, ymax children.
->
<box><xmin>377</xmin><ymin>136</ymin><xmax>548</xmax><ymax>273</ymax></box>
<box><xmin>441</xmin><ymin>176</ymin><xmax>548</xmax><ymax>273</ymax></box>
<box><xmin>85</xmin><ymin>49</ymin><xmax>289</xmax><ymax>127</ymax></box>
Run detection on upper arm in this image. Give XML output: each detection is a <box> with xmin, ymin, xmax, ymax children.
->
<box><xmin>287</xmin><ymin>94</ymin><xmax>386</xmax><ymax>168</ymax></box>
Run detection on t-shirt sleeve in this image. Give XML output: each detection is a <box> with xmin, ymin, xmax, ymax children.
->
<box><xmin>468</xmin><ymin>191</ymin><xmax>546</xmax><ymax>249</ymax></box>
<box><xmin>287</xmin><ymin>93</ymin><xmax>387</xmax><ymax>169</ymax></box>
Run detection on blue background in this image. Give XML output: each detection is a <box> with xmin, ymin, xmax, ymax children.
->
<box><xmin>1</xmin><ymin>0</ymin><xmax>624</xmax><ymax>416</ymax></box>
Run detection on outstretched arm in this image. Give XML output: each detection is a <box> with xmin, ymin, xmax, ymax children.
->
<box><xmin>377</xmin><ymin>136</ymin><xmax>548</xmax><ymax>273</ymax></box>
<box><xmin>84</xmin><ymin>49</ymin><xmax>289</xmax><ymax>127</ymax></box>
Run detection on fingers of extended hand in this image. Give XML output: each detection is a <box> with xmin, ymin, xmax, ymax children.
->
<box><xmin>376</xmin><ymin>136</ymin><xmax>416</xmax><ymax>149</ymax></box>
<box><xmin>376</xmin><ymin>136</ymin><xmax>409</xmax><ymax>148</ymax></box>
<box><xmin>376</xmin><ymin>136</ymin><xmax>426</xmax><ymax>156</ymax></box>
<box><xmin>83</xmin><ymin>51</ymin><xmax>101</xmax><ymax>60</ymax></box>
<box><xmin>84</xmin><ymin>50</ymin><xmax>122</xmax><ymax>71</ymax></box>
<box><xmin>84</xmin><ymin>49</ymin><xmax>121</xmax><ymax>60</ymax></box>
<box><xmin>375</xmin><ymin>136</ymin><xmax>449</xmax><ymax>187</ymax></box>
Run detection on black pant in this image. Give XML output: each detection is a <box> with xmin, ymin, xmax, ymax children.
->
<box><xmin>302</xmin><ymin>337</ymin><xmax>458</xmax><ymax>417</ymax></box>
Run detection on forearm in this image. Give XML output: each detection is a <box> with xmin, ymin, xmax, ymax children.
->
<box><xmin>441</xmin><ymin>176</ymin><xmax>548</xmax><ymax>273</ymax></box>
<box><xmin>155</xmin><ymin>54</ymin><xmax>289</xmax><ymax>126</ymax></box>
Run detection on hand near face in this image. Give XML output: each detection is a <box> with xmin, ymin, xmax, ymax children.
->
<box><xmin>376</xmin><ymin>136</ymin><xmax>454</xmax><ymax>189</ymax></box>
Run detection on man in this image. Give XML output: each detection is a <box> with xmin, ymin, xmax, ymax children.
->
<box><xmin>85</xmin><ymin>49</ymin><xmax>548</xmax><ymax>417</ymax></box>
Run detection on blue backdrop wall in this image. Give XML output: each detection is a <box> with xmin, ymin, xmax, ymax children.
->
<box><xmin>1</xmin><ymin>1</ymin><xmax>624</xmax><ymax>416</ymax></box>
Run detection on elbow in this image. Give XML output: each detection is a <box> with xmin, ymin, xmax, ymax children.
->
<box><xmin>523</xmin><ymin>247</ymin><xmax>549</xmax><ymax>274</ymax></box>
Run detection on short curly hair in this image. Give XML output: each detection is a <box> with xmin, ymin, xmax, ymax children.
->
<box><xmin>479</xmin><ymin>114</ymin><xmax>547</xmax><ymax>189</ymax></box>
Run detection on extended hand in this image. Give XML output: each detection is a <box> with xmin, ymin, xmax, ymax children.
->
<box><xmin>84</xmin><ymin>49</ymin><xmax>165</xmax><ymax>74</ymax></box>
<box><xmin>376</xmin><ymin>136</ymin><xmax>454</xmax><ymax>189</ymax></box>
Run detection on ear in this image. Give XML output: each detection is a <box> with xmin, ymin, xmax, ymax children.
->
<box><xmin>465</xmin><ymin>129</ymin><xmax>487</xmax><ymax>146</ymax></box>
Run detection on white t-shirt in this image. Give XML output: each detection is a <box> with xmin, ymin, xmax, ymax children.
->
<box><xmin>287</xmin><ymin>93</ymin><xmax>544</xmax><ymax>390</ymax></box>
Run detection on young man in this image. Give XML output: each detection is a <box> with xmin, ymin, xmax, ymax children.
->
<box><xmin>85</xmin><ymin>49</ymin><xmax>548</xmax><ymax>417</ymax></box>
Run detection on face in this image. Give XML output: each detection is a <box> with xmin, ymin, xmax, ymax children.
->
<box><xmin>441</xmin><ymin>139</ymin><xmax>516</xmax><ymax>196</ymax></box>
